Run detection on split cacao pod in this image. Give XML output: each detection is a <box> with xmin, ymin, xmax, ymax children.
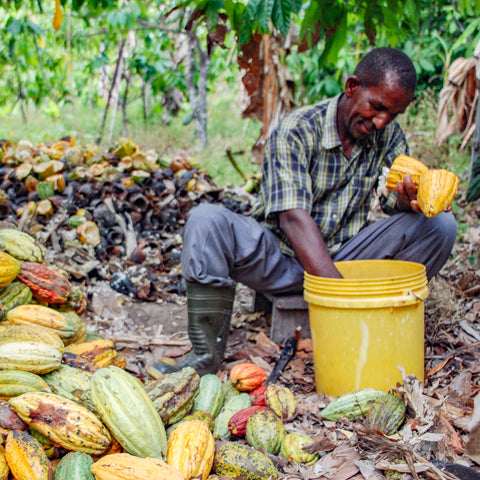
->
<box><xmin>9</xmin><ymin>392</ymin><xmax>112</xmax><ymax>454</ymax></box>
<box><xmin>4</xmin><ymin>430</ymin><xmax>53</xmax><ymax>480</ymax></box>
<box><xmin>0</xmin><ymin>252</ymin><xmax>22</xmax><ymax>288</ymax></box>
<box><xmin>167</xmin><ymin>420</ymin><xmax>215</xmax><ymax>480</ymax></box>
<box><xmin>213</xmin><ymin>441</ymin><xmax>278</xmax><ymax>479</ymax></box>
<box><xmin>245</xmin><ymin>409</ymin><xmax>286</xmax><ymax>455</ymax></box>
<box><xmin>385</xmin><ymin>154</ymin><xmax>429</xmax><ymax>191</ymax></box>
<box><xmin>6</xmin><ymin>304</ymin><xmax>77</xmax><ymax>343</ymax></box>
<box><xmin>91</xmin><ymin>452</ymin><xmax>185</xmax><ymax>480</ymax></box>
<box><xmin>417</xmin><ymin>168</ymin><xmax>459</xmax><ymax>218</ymax></box>
<box><xmin>193</xmin><ymin>373</ymin><xmax>225</xmax><ymax>418</ymax></box>
<box><xmin>229</xmin><ymin>363</ymin><xmax>267</xmax><ymax>392</ymax></box>
<box><xmin>227</xmin><ymin>405</ymin><xmax>269</xmax><ymax>437</ymax></box>
<box><xmin>17</xmin><ymin>262</ymin><xmax>72</xmax><ymax>304</ymax></box>
<box><xmin>280</xmin><ymin>432</ymin><xmax>319</xmax><ymax>465</ymax></box>
<box><xmin>52</xmin><ymin>451</ymin><xmax>94</xmax><ymax>480</ymax></box>
<box><xmin>0</xmin><ymin>229</ymin><xmax>44</xmax><ymax>263</ymax></box>
<box><xmin>144</xmin><ymin>366</ymin><xmax>200</xmax><ymax>426</ymax></box>
<box><xmin>90</xmin><ymin>366</ymin><xmax>167</xmax><ymax>459</ymax></box>
<box><xmin>265</xmin><ymin>384</ymin><xmax>296</xmax><ymax>421</ymax></box>
<box><xmin>364</xmin><ymin>393</ymin><xmax>406</xmax><ymax>435</ymax></box>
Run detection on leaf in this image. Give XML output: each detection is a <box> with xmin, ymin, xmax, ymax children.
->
<box><xmin>26</xmin><ymin>18</ymin><xmax>44</xmax><ymax>36</ymax></box>
<box><xmin>258</xmin><ymin>0</ymin><xmax>275</xmax><ymax>32</ymax></box>
<box><xmin>272</xmin><ymin>0</ymin><xmax>291</xmax><ymax>37</ymax></box>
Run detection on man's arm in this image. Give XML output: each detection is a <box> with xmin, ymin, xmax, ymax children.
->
<box><xmin>279</xmin><ymin>209</ymin><xmax>343</xmax><ymax>278</ymax></box>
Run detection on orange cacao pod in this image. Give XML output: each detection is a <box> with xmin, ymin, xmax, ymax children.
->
<box><xmin>17</xmin><ymin>262</ymin><xmax>72</xmax><ymax>304</ymax></box>
<box><xmin>230</xmin><ymin>363</ymin><xmax>267</xmax><ymax>392</ymax></box>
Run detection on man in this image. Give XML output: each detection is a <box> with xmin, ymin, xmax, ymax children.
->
<box><xmin>152</xmin><ymin>47</ymin><xmax>457</xmax><ymax>376</ymax></box>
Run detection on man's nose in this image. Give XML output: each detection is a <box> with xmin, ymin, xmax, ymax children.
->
<box><xmin>372</xmin><ymin>112</ymin><xmax>391</xmax><ymax>130</ymax></box>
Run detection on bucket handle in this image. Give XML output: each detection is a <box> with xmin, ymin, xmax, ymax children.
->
<box><xmin>407</xmin><ymin>291</ymin><xmax>427</xmax><ymax>302</ymax></box>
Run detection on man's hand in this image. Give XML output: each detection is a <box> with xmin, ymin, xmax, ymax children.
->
<box><xmin>395</xmin><ymin>174</ymin><xmax>421</xmax><ymax>212</ymax></box>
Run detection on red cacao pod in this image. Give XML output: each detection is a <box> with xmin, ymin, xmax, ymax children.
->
<box><xmin>230</xmin><ymin>363</ymin><xmax>267</xmax><ymax>392</ymax></box>
<box><xmin>228</xmin><ymin>405</ymin><xmax>270</xmax><ymax>437</ymax></box>
<box><xmin>17</xmin><ymin>262</ymin><xmax>72</xmax><ymax>304</ymax></box>
<box><xmin>250</xmin><ymin>385</ymin><xmax>268</xmax><ymax>406</ymax></box>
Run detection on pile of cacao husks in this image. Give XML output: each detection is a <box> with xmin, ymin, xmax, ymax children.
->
<box><xmin>0</xmin><ymin>136</ymin><xmax>480</xmax><ymax>479</ymax></box>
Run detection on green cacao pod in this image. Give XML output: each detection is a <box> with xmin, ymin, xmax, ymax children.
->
<box><xmin>0</xmin><ymin>229</ymin><xmax>44</xmax><ymax>263</ymax></box>
<box><xmin>42</xmin><ymin>364</ymin><xmax>95</xmax><ymax>413</ymax></box>
<box><xmin>0</xmin><ymin>341</ymin><xmax>62</xmax><ymax>374</ymax></box>
<box><xmin>53</xmin><ymin>451</ymin><xmax>94</xmax><ymax>480</ymax></box>
<box><xmin>144</xmin><ymin>366</ymin><xmax>200</xmax><ymax>426</ymax></box>
<box><xmin>214</xmin><ymin>393</ymin><xmax>251</xmax><ymax>440</ymax></box>
<box><xmin>213</xmin><ymin>441</ymin><xmax>278</xmax><ymax>479</ymax></box>
<box><xmin>245</xmin><ymin>409</ymin><xmax>285</xmax><ymax>455</ymax></box>
<box><xmin>90</xmin><ymin>365</ymin><xmax>167</xmax><ymax>459</ymax></box>
<box><xmin>265</xmin><ymin>384</ymin><xmax>296</xmax><ymax>421</ymax></box>
<box><xmin>320</xmin><ymin>388</ymin><xmax>386</xmax><ymax>421</ymax></box>
<box><xmin>280</xmin><ymin>432</ymin><xmax>319</xmax><ymax>465</ymax></box>
<box><xmin>194</xmin><ymin>373</ymin><xmax>225</xmax><ymax>418</ymax></box>
<box><xmin>222</xmin><ymin>380</ymin><xmax>240</xmax><ymax>403</ymax></box>
<box><xmin>0</xmin><ymin>370</ymin><xmax>50</xmax><ymax>399</ymax></box>
<box><xmin>0</xmin><ymin>282</ymin><xmax>33</xmax><ymax>321</ymax></box>
<box><xmin>364</xmin><ymin>394</ymin><xmax>406</xmax><ymax>435</ymax></box>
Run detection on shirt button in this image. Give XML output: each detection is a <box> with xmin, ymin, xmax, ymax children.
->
<box><xmin>332</xmin><ymin>214</ymin><xmax>338</xmax><ymax>219</ymax></box>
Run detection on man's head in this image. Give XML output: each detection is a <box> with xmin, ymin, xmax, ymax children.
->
<box><xmin>339</xmin><ymin>47</ymin><xmax>417</xmax><ymax>142</ymax></box>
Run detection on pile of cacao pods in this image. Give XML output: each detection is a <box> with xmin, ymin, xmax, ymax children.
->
<box><xmin>0</xmin><ymin>137</ymin><xmax>253</xmax><ymax>300</ymax></box>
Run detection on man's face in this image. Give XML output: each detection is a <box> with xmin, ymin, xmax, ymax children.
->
<box><xmin>343</xmin><ymin>71</ymin><xmax>414</xmax><ymax>140</ymax></box>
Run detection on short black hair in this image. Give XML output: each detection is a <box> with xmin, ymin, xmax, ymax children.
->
<box><xmin>353</xmin><ymin>47</ymin><xmax>417</xmax><ymax>93</ymax></box>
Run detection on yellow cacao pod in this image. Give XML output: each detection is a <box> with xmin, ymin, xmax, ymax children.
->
<box><xmin>0</xmin><ymin>324</ymin><xmax>65</xmax><ymax>353</ymax></box>
<box><xmin>5</xmin><ymin>430</ymin><xmax>53</xmax><ymax>480</ymax></box>
<box><xmin>0</xmin><ymin>341</ymin><xmax>62</xmax><ymax>374</ymax></box>
<box><xmin>385</xmin><ymin>154</ymin><xmax>429</xmax><ymax>191</ymax></box>
<box><xmin>265</xmin><ymin>384</ymin><xmax>296</xmax><ymax>421</ymax></box>
<box><xmin>0</xmin><ymin>252</ymin><xmax>22</xmax><ymax>288</ymax></box>
<box><xmin>417</xmin><ymin>168</ymin><xmax>459</xmax><ymax>218</ymax></box>
<box><xmin>167</xmin><ymin>420</ymin><xmax>214</xmax><ymax>480</ymax></box>
<box><xmin>91</xmin><ymin>453</ymin><xmax>185</xmax><ymax>480</ymax></box>
<box><xmin>0</xmin><ymin>444</ymin><xmax>8</xmax><ymax>480</ymax></box>
<box><xmin>9</xmin><ymin>392</ymin><xmax>112</xmax><ymax>454</ymax></box>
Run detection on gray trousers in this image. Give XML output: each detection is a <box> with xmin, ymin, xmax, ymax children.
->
<box><xmin>181</xmin><ymin>204</ymin><xmax>457</xmax><ymax>293</ymax></box>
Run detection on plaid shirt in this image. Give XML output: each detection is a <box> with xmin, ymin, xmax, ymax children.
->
<box><xmin>252</xmin><ymin>94</ymin><xmax>408</xmax><ymax>256</ymax></box>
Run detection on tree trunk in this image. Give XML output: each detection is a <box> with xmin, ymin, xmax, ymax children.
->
<box><xmin>121</xmin><ymin>70</ymin><xmax>132</xmax><ymax>137</ymax></box>
<box><xmin>184</xmin><ymin>30</ymin><xmax>210</xmax><ymax>148</ymax></box>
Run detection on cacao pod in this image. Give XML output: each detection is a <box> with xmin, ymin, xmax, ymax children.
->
<box><xmin>228</xmin><ymin>405</ymin><xmax>269</xmax><ymax>437</ymax></box>
<box><xmin>9</xmin><ymin>392</ymin><xmax>112</xmax><ymax>454</ymax></box>
<box><xmin>0</xmin><ymin>370</ymin><xmax>50</xmax><ymax>398</ymax></box>
<box><xmin>213</xmin><ymin>441</ymin><xmax>278</xmax><ymax>479</ymax></box>
<box><xmin>0</xmin><ymin>445</ymin><xmax>8</xmax><ymax>480</ymax></box>
<box><xmin>0</xmin><ymin>252</ymin><xmax>22</xmax><ymax>288</ymax></box>
<box><xmin>385</xmin><ymin>154</ymin><xmax>429</xmax><ymax>191</ymax></box>
<box><xmin>280</xmin><ymin>432</ymin><xmax>319</xmax><ymax>465</ymax></box>
<box><xmin>167</xmin><ymin>420</ymin><xmax>215</xmax><ymax>480</ymax></box>
<box><xmin>417</xmin><ymin>168</ymin><xmax>459</xmax><ymax>218</ymax></box>
<box><xmin>245</xmin><ymin>409</ymin><xmax>286</xmax><ymax>455</ymax></box>
<box><xmin>91</xmin><ymin>452</ymin><xmax>185</xmax><ymax>480</ymax></box>
<box><xmin>90</xmin><ymin>366</ymin><xmax>167</xmax><ymax>459</ymax></box>
<box><xmin>193</xmin><ymin>373</ymin><xmax>225</xmax><ymax>418</ymax></box>
<box><xmin>17</xmin><ymin>262</ymin><xmax>72</xmax><ymax>304</ymax></box>
<box><xmin>0</xmin><ymin>282</ymin><xmax>33</xmax><ymax>320</ymax></box>
<box><xmin>0</xmin><ymin>324</ymin><xmax>65</xmax><ymax>353</ymax></box>
<box><xmin>61</xmin><ymin>351</ymin><xmax>100</xmax><ymax>373</ymax></box>
<box><xmin>144</xmin><ymin>367</ymin><xmax>200</xmax><ymax>426</ymax></box>
<box><xmin>4</xmin><ymin>430</ymin><xmax>53</xmax><ymax>480</ymax></box>
<box><xmin>213</xmin><ymin>393</ymin><xmax>251</xmax><ymax>440</ymax></box>
<box><xmin>0</xmin><ymin>398</ymin><xmax>28</xmax><ymax>433</ymax></box>
<box><xmin>0</xmin><ymin>229</ymin><xmax>44</xmax><ymax>262</ymax></box>
<box><xmin>0</xmin><ymin>341</ymin><xmax>62</xmax><ymax>374</ymax></box>
<box><xmin>65</xmin><ymin>338</ymin><xmax>118</xmax><ymax>367</ymax></box>
<box><xmin>265</xmin><ymin>384</ymin><xmax>296</xmax><ymax>421</ymax></box>
<box><xmin>229</xmin><ymin>363</ymin><xmax>267</xmax><ymax>392</ymax></box>
<box><xmin>52</xmin><ymin>451</ymin><xmax>94</xmax><ymax>480</ymax></box>
<box><xmin>249</xmin><ymin>385</ymin><xmax>267</xmax><ymax>406</ymax></box>
<box><xmin>364</xmin><ymin>393</ymin><xmax>406</xmax><ymax>435</ymax></box>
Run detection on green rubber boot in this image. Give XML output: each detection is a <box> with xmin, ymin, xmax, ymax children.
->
<box><xmin>150</xmin><ymin>281</ymin><xmax>236</xmax><ymax>377</ymax></box>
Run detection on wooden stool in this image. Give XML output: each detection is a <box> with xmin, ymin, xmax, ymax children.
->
<box><xmin>253</xmin><ymin>291</ymin><xmax>310</xmax><ymax>344</ymax></box>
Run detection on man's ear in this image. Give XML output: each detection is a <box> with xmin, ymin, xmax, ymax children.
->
<box><xmin>345</xmin><ymin>75</ymin><xmax>361</xmax><ymax>98</ymax></box>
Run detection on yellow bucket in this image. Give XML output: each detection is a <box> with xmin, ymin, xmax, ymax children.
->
<box><xmin>303</xmin><ymin>259</ymin><xmax>428</xmax><ymax>397</ymax></box>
